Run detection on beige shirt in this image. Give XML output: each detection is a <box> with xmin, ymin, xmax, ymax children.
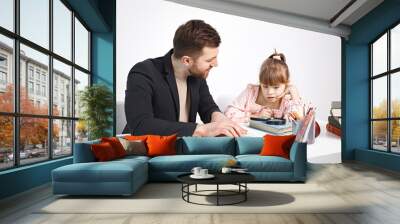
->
<box><xmin>176</xmin><ymin>78</ymin><xmax>190</xmax><ymax>122</ymax></box>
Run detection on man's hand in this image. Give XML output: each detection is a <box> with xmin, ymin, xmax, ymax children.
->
<box><xmin>194</xmin><ymin>112</ymin><xmax>247</xmax><ymax>137</ymax></box>
<box><xmin>193</xmin><ymin>121</ymin><xmax>247</xmax><ymax>137</ymax></box>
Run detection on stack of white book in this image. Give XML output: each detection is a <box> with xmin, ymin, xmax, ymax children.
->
<box><xmin>249</xmin><ymin>119</ymin><xmax>293</xmax><ymax>135</ymax></box>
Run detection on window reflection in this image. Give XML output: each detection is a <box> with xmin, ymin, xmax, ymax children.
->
<box><xmin>391</xmin><ymin>24</ymin><xmax>400</xmax><ymax>70</ymax></box>
<box><xmin>20</xmin><ymin>0</ymin><xmax>49</xmax><ymax>49</ymax></box>
<box><xmin>372</xmin><ymin>34</ymin><xmax>387</xmax><ymax>76</ymax></box>
<box><xmin>53</xmin><ymin>59</ymin><xmax>72</xmax><ymax>117</ymax></box>
<box><xmin>74</xmin><ymin>18</ymin><xmax>89</xmax><ymax>69</ymax></box>
<box><xmin>0</xmin><ymin>116</ymin><xmax>13</xmax><ymax>170</ymax></box>
<box><xmin>20</xmin><ymin>44</ymin><xmax>49</xmax><ymax>115</ymax></box>
<box><xmin>372</xmin><ymin>77</ymin><xmax>387</xmax><ymax>119</ymax></box>
<box><xmin>0</xmin><ymin>34</ymin><xmax>14</xmax><ymax>113</ymax></box>
<box><xmin>372</xmin><ymin>121</ymin><xmax>388</xmax><ymax>151</ymax></box>
<box><xmin>0</xmin><ymin>0</ymin><xmax>14</xmax><ymax>31</ymax></box>
<box><xmin>74</xmin><ymin>69</ymin><xmax>89</xmax><ymax>118</ymax></box>
<box><xmin>53</xmin><ymin>119</ymin><xmax>72</xmax><ymax>157</ymax></box>
<box><xmin>53</xmin><ymin>0</ymin><xmax>72</xmax><ymax>60</ymax></box>
<box><xmin>20</xmin><ymin>117</ymin><xmax>49</xmax><ymax>165</ymax></box>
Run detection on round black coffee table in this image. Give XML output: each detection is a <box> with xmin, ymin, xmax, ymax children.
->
<box><xmin>177</xmin><ymin>173</ymin><xmax>255</xmax><ymax>206</ymax></box>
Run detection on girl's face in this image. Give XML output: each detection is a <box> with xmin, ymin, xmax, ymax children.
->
<box><xmin>260</xmin><ymin>83</ymin><xmax>286</xmax><ymax>103</ymax></box>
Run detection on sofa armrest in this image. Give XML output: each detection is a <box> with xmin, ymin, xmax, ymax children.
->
<box><xmin>73</xmin><ymin>140</ymin><xmax>100</xmax><ymax>163</ymax></box>
<box><xmin>289</xmin><ymin>142</ymin><xmax>307</xmax><ymax>181</ymax></box>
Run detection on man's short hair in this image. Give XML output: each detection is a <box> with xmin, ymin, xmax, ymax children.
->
<box><xmin>173</xmin><ymin>20</ymin><xmax>221</xmax><ymax>59</ymax></box>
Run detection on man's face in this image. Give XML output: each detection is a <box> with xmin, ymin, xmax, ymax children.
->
<box><xmin>189</xmin><ymin>47</ymin><xmax>219</xmax><ymax>79</ymax></box>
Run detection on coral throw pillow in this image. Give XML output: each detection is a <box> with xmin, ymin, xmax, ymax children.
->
<box><xmin>101</xmin><ymin>137</ymin><xmax>127</xmax><ymax>158</ymax></box>
<box><xmin>146</xmin><ymin>134</ymin><xmax>177</xmax><ymax>157</ymax></box>
<box><xmin>260</xmin><ymin>134</ymin><xmax>296</xmax><ymax>159</ymax></box>
<box><xmin>91</xmin><ymin>142</ymin><xmax>118</xmax><ymax>162</ymax></box>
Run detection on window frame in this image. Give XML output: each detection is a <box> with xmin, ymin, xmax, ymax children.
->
<box><xmin>370</xmin><ymin>21</ymin><xmax>400</xmax><ymax>154</ymax></box>
<box><xmin>0</xmin><ymin>0</ymin><xmax>92</xmax><ymax>171</ymax></box>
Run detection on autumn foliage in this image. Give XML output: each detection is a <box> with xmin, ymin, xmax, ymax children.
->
<box><xmin>0</xmin><ymin>84</ymin><xmax>59</xmax><ymax>150</ymax></box>
<box><xmin>372</xmin><ymin>99</ymin><xmax>400</xmax><ymax>141</ymax></box>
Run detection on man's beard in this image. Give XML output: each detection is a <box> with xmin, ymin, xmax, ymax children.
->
<box><xmin>189</xmin><ymin>65</ymin><xmax>210</xmax><ymax>79</ymax></box>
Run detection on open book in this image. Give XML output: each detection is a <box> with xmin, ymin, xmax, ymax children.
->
<box><xmin>295</xmin><ymin>107</ymin><xmax>316</xmax><ymax>143</ymax></box>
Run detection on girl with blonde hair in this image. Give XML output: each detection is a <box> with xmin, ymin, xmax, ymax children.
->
<box><xmin>224</xmin><ymin>51</ymin><xmax>305</xmax><ymax>123</ymax></box>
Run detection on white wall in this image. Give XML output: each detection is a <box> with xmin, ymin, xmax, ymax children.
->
<box><xmin>116</xmin><ymin>0</ymin><xmax>341</xmax><ymax>163</ymax></box>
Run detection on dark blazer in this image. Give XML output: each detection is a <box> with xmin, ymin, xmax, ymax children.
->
<box><xmin>123</xmin><ymin>50</ymin><xmax>220</xmax><ymax>136</ymax></box>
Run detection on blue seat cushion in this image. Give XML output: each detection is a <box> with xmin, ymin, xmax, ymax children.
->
<box><xmin>236</xmin><ymin>155</ymin><xmax>293</xmax><ymax>172</ymax></box>
<box><xmin>148</xmin><ymin>154</ymin><xmax>235</xmax><ymax>172</ymax></box>
<box><xmin>178</xmin><ymin>137</ymin><xmax>235</xmax><ymax>155</ymax></box>
<box><xmin>52</xmin><ymin>158</ymin><xmax>147</xmax><ymax>183</ymax></box>
<box><xmin>235</xmin><ymin>137</ymin><xmax>264</xmax><ymax>155</ymax></box>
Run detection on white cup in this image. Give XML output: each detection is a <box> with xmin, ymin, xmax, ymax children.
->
<box><xmin>191</xmin><ymin>167</ymin><xmax>202</xmax><ymax>176</ymax></box>
<box><xmin>199</xmin><ymin>169</ymin><xmax>208</xmax><ymax>176</ymax></box>
<box><xmin>221</xmin><ymin>167</ymin><xmax>232</xmax><ymax>174</ymax></box>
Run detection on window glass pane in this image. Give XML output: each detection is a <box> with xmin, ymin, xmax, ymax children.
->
<box><xmin>0</xmin><ymin>0</ymin><xmax>14</xmax><ymax>31</ymax></box>
<box><xmin>53</xmin><ymin>119</ymin><xmax>72</xmax><ymax>158</ymax></box>
<box><xmin>372</xmin><ymin>77</ymin><xmax>387</xmax><ymax>119</ymax></box>
<box><xmin>372</xmin><ymin>33</ymin><xmax>387</xmax><ymax>76</ymax></box>
<box><xmin>20</xmin><ymin>44</ymin><xmax>49</xmax><ymax>115</ymax></box>
<box><xmin>0</xmin><ymin>116</ymin><xmax>14</xmax><ymax>170</ymax></box>
<box><xmin>392</xmin><ymin>120</ymin><xmax>400</xmax><ymax>153</ymax></box>
<box><xmin>53</xmin><ymin>0</ymin><xmax>72</xmax><ymax>60</ymax></box>
<box><xmin>53</xmin><ymin>59</ymin><xmax>72</xmax><ymax>117</ymax></box>
<box><xmin>75</xmin><ymin>120</ymin><xmax>88</xmax><ymax>143</ymax></box>
<box><xmin>74</xmin><ymin>69</ymin><xmax>89</xmax><ymax>118</ymax></box>
<box><xmin>20</xmin><ymin>0</ymin><xmax>49</xmax><ymax>49</ymax></box>
<box><xmin>0</xmin><ymin>34</ymin><xmax>14</xmax><ymax>112</ymax></box>
<box><xmin>74</xmin><ymin>18</ymin><xmax>89</xmax><ymax>70</ymax></box>
<box><xmin>20</xmin><ymin>117</ymin><xmax>49</xmax><ymax>165</ymax></box>
<box><xmin>372</xmin><ymin>121</ymin><xmax>388</xmax><ymax>151</ymax></box>
<box><xmin>391</xmin><ymin>24</ymin><xmax>400</xmax><ymax>70</ymax></box>
<box><xmin>392</xmin><ymin>72</ymin><xmax>400</xmax><ymax>118</ymax></box>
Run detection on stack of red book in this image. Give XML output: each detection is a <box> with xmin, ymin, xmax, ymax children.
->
<box><xmin>326</xmin><ymin>101</ymin><xmax>341</xmax><ymax>137</ymax></box>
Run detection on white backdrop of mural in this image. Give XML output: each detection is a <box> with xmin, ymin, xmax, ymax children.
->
<box><xmin>116</xmin><ymin>0</ymin><xmax>342</xmax><ymax>163</ymax></box>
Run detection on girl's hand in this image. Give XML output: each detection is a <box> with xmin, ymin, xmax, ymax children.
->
<box><xmin>257</xmin><ymin>108</ymin><xmax>273</xmax><ymax>118</ymax></box>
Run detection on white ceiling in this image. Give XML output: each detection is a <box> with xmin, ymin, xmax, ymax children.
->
<box><xmin>165</xmin><ymin>0</ymin><xmax>384</xmax><ymax>38</ymax></box>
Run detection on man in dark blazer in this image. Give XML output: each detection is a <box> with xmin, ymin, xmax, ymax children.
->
<box><xmin>124</xmin><ymin>20</ymin><xmax>246</xmax><ymax>137</ymax></box>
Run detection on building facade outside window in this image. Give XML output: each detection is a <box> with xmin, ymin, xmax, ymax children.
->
<box><xmin>370</xmin><ymin>22</ymin><xmax>400</xmax><ymax>154</ymax></box>
<box><xmin>0</xmin><ymin>0</ymin><xmax>91</xmax><ymax>170</ymax></box>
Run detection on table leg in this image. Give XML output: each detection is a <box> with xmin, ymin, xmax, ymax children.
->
<box><xmin>245</xmin><ymin>183</ymin><xmax>247</xmax><ymax>201</ymax></box>
<box><xmin>217</xmin><ymin>184</ymin><xmax>219</xmax><ymax>206</ymax></box>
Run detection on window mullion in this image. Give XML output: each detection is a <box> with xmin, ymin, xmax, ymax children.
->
<box><xmin>71</xmin><ymin>10</ymin><xmax>76</xmax><ymax>155</ymax></box>
<box><xmin>49</xmin><ymin>0</ymin><xmax>54</xmax><ymax>160</ymax></box>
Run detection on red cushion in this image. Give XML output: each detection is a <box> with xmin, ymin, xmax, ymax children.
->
<box><xmin>91</xmin><ymin>142</ymin><xmax>118</xmax><ymax>161</ymax></box>
<box><xmin>146</xmin><ymin>134</ymin><xmax>177</xmax><ymax>157</ymax></box>
<box><xmin>101</xmin><ymin>137</ymin><xmax>127</xmax><ymax>158</ymax></box>
<box><xmin>260</xmin><ymin>134</ymin><xmax>296</xmax><ymax>159</ymax></box>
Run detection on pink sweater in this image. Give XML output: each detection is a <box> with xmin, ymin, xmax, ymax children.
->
<box><xmin>224</xmin><ymin>84</ymin><xmax>304</xmax><ymax>123</ymax></box>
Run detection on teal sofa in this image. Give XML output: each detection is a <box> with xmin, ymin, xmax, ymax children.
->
<box><xmin>52</xmin><ymin>137</ymin><xmax>307</xmax><ymax>196</ymax></box>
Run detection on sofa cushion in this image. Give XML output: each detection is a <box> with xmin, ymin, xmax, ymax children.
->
<box><xmin>260</xmin><ymin>135</ymin><xmax>296</xmax><ymax>159</ymax></box>
<box><xmin>179</xmin><ymin>137</ymin><xmax>235</xmax><ymax>155</ymax></box>
<box><xmin>118</xmin><ymin>138</ymin><xmax>147</xmax><ymax>156</ymax></box>
<box><xmin>91</xmin><ymin>142</ymin><xmax>118</xmax><ymax>162</ymax></box>
<box><xmin>235</xmin><ymin>137</ymin><xmax>263</xmax><ymax>155</ymax></box>
<box><xmin>236</xmin><ymin>155</ymin><xmax>293</xmax><ymax>172</ymax></box>
<box><xmin>147</xmin><ymin>134</ymin><xmax>177</xmax><ymax>157</ymax></box>
<box><xmin>101</xmin><ymin>137</ymin><xmax>127</xmax><ymax>158</ymax></box>
<box><xmin>148</xmin><ymin>154</ymin><xmax>235</xmax><ymax>172</ymax></box>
